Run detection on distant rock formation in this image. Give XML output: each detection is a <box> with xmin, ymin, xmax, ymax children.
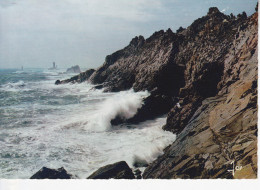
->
<box><xmin>87</xmin><ymin>161</ymin><xmax>135</xmax><ymax>179</ymax></box>
<box><xmin>66</xmin><ymin>65</ymin><xmax>81</xmax><ymax>73</ymax></box>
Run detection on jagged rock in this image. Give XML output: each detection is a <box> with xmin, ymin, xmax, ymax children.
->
<box><xmin>66</xmin><ymin>65</ymin><xmax>81</xmax><ymax>73</ymax></box>
<box><xmin>54</xmin><ymin>6</ymin><xmax>257</xmax><ymax>179</ymax></box>
<box><xmin>134</xmin><ymin>169</ymin><xmax>142</xmax><ymax>179</ymax></box>
<box><xmin>55</xmin><ymin>69</ymin><xmax>95</xmax><ymax>85</ymax></box>
<box><xmin>176</xmin><ymin>26</ymin><xmax>185</xmax><ymax>33</ymax></box>
<box><xmin>143</xmin><ymin>11</ymin><xmax>258</xmax><ymax>179</ymax></box>
<box><xmin>86</xmin><ymin>6</ymin><xmax>246</xmax><ymax>126</ymax></box>
<box><xmin>208</xmin><ymin>7</ymin><xmax>220</xmax><ymax>15</ymax></box>
<box><xmin>87</xmin><ymin>27</ymin><xmax>185</xmax><ymax>122</ymax></box>
<box><xmin>30</xmin><ymin>167</ymin><xmax>73</xmax><ymax>179</ymax></box>
<box><xmin>89</xmin><ymin>31</ymin><xmax>185</xmax><ymax>95</ymax></box>
<box><xmin>162</xmin><ymin>5</ymin><xmax>249</xmax><ymax>134</ymax></box>
<box><xmin>111</xmin><ymin>93</ymin><xmax>175</xmax><ymax>125</ymax></box>
<box><xmin>87</xmin><ymin>161</ymin><xmax>135</xmax><ymax>179</ymax></box>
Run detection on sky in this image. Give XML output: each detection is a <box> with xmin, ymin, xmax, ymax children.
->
<box><xmin>0</xmin><ymin>0</ymin><xmax>258</xmax><ymax>69</ymax></box>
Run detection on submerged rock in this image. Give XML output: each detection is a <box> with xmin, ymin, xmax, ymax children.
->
<box><xmin>87</xmin><ymin>161</ymin><xmax>135</xmax><ymax>179</ymax></box>
<box><xmin>30</xmin><ymin>167</ymin><xmax>73</xmax><ymax>179</ymax></box>
<box><xmin>134</xmin><ymin>169</ymin><xmax>142</xmax><ymax>179</ymax></box>
<box><xmin>133</xmin><ymin>156</ymin><xmax>149</xmax><ymax>168</ymax></box>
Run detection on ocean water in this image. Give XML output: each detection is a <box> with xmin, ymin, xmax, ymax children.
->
<box><xmin>0</xmin><ymin>68</ymin><xmax>176</xmax><ymax>179</ymax></box>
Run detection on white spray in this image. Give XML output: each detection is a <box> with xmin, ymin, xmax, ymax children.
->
<box><xmin>87</xmin><ymin>89</ymin><xmax>150</xmax><ymax>131</ymax></box>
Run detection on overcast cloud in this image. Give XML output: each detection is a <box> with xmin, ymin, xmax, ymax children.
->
<box><xmin>0</xmin><ymin>0</ymin><xmax>257</xmax><ymax>69</ymax></box>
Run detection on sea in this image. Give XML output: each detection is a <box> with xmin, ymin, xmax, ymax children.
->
<box><xmin>0</xmin><ymin>68</ymin><xmax>176</xmax><ymax>179</ymax></box>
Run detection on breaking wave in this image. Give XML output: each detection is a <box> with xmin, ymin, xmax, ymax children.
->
<box><xmin>0</xmin><ymin>80</ymin><xmax>27</xmax><ymax>92</ymax></box>
<box><xmin>87</xmin><ymin>89</ymin><xmax>150</xmax><ymax>131</ymax></box>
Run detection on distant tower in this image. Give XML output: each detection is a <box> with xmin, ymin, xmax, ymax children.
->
<box><xmin>53</xmin><ymin>62</ymin><xmax>56</xmax><ymax>69</ymax></box>
<box><xmin>21</xmin><ymin>66</ymin><xmax>23</xmax><ymax>70</ymax></box>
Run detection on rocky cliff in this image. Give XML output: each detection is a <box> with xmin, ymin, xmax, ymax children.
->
<box><xmin>143</xmin><ymin>10</ymin><xmax>258</xmax><ymax>179</ymax></box>
<box><xmin>57</xmin><ymin>6</ymin><xmax>258</xmax><ymax>179</ymax></box>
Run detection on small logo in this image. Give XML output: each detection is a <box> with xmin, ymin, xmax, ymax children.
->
<box><xmin>227</xmin><ymin>160</ymin><xmax>243</xmax><ymax>176</ymax></box>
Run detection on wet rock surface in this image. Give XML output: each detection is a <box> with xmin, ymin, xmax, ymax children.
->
<box><xmin>30</xmin><ymin>167</ymin><xmax>73</xmax><ymax>179</ymax></box>
<box><xmin>111</xmin><ymin>92</ymin><xmax>175</xmax><ymax>125</ymax></box>
<box><xmin>87</xmin><ymin>161</ymin><xmax>135</xmax><ymax>179</ymax></box>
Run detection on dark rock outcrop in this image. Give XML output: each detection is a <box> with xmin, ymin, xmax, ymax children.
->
<box><xmin>66</xmin><ymin>65</ymin><xmax>81</xmax><ymax>73</ymax></box>
<box><xmin>163</xmin><ymin>7</ymin><xmax>249</xmax><ymax>134</ymax></box>
<box><xmin>86</xmin><ymin>7</ymin><xmax>251</xmax><ymax>126</ymax></box>
<box><xmin>55</xmin><ymin>69</ymin><xmax>95</xmax><ymax>85</ymax></box>
<box><xmin>134</xmin><ymin>169</ymin><xmax>142</xmax><ymax>179</ymax></box>
<box><xmin>30</xmin><ymin>167</ymin><xmax>73</xmax><ymax>179</ymax></box>
<box><xmin>89</xmin><ymin>31</ymin><xmax>185</xmax><ymax>95</ymax></box>
<box><xmin>143</xmin><ymin>11</ymin><xmax>258</xmax><ymax>179</ymax></box>
<box><xmin>111</xmin><ymin>91</ymin><xmax>175</xmax><ymax>125</ymax></box>
<box><xmin>87</xmin><ymin>161</ymin><xmax>135</xmax><ymax>179</ymax></box>
<box><xmin>87</xmin><ymin>27</ymin><xmax>185</xmax><ymax>123</ymax></box>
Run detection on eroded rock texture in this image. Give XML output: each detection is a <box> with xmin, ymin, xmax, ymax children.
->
<box><xmin>143</xmin><ymin>11</ymin><xmax>258</xmax><ymax>179</ymax></box>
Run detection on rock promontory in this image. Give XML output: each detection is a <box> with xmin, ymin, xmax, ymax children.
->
<box><xmin>55</xmin><ymin>6</ymin><xmax>258</xmax><ymax>179</ymax></box>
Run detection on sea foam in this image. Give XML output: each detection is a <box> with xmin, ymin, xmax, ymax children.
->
<box><xmin>87</xmin><ymin>89</ymin><xmax>150</xmax><ymax>131</ymax></box>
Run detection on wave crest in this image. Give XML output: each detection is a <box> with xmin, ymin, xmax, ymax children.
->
<box><xmin>87</xmin><ymin>89</ymin><xmax>150</xmax><ymax>131</ymax></box>
<box><xmin>0</xmin><ymin>80</ymin><xmax>27</xmax><ymax>92</ymax></box>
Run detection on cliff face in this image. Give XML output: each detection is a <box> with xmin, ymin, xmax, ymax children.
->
<box><xmin>89</xmin><ymin>31</ymin><xmax>185</xmax><ymax>95</ymax></box>
<box><xmin>87</xmin><ymin>8</ymin><xmax>254</xmax><ymax>124</ymax></box>
<box><xmin>56</xmin><ymin>6</ymin><xmax>257</xmax><ymax>179</ymax></box>
<box><xmin>143</xmin><ymin>12</ymin><xmax>258</xmax><ymax>179</ymax></box>
<box><xmin>163</xmin><ymin>8</ymin><xmax>249</xmax><ymax>133</ymax></box>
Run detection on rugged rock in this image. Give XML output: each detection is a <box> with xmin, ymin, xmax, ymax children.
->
<box><xmin>89</xmin><ymin>31</ymin><xmax>185</xmax><ymax>95</ymax></box>
<box><xmin>143</xmin><ymin>11</ymin><xmax>258</xmax><ymax>179</ymax></box>
<box><xmin>55</xmin><ymin>69</ymin><xmax>95</xmax><ymax>85</ymax></box>
<box><xmin>66</xmin><ymin>65</ymin><xmax>81</xmax><ymax>73</ymax></box>
<box><xmin>87</xmin><ymin>7</ymin><xmax>253</xmax><ymax>126</ymax></box>
<box><xmin>111</xmin><ymin>91</ymin><xmax>175</xmax><ymax>125</ymax></box>
<box><xmin>163</xmin><ymin>7</ymin><xmax>249</xmax><ymax>133</ymax></box>
<box><xmin>134</xmin><ymin>169</ymin><xmax>142</xmax><ymax>179</ymax></box>
<box><xmin>54</xmin><ymin>6</ymin><xmax>258</xmax><ymax>179</ymax></box>
<box><xmin>86</xmin><ymin>29</ymin><xmax>186</xmax><ymax>122</ymax></box>
<box><xmin>30</xmin><ymin>167</ymin><xmax>73</xmax><ymax>179</ymax></box>
<box><xmin>87</xmin><ymin>161</ymin><xmax>135</xmax><ymax>179</ymax></box>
